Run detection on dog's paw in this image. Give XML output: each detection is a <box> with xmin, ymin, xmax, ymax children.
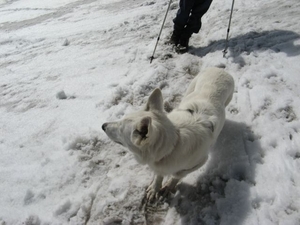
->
<box><xmin>158</xmin><ymin>177</ymin><xmax>179</xmax><ymax>200</ymax></box>
<box><xmin>146</xmin><ymin>185</ymin><xmax>159</xmax><ymax>203</ymax></box>
<box><xmin>158</xmin><ymin>185</ymin><xmax>174</xmax><ymax>200</ymax></box>
<box><xmin>148</xmin><ymin>184</ymin><xmax>175</xmax><ymax>203</ymax></box>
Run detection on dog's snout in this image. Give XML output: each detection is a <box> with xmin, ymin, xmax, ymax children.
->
<box><xmin>102</xmin><ymin>123</ymin><xmax>108</xmax><ymax>131</ymax></box>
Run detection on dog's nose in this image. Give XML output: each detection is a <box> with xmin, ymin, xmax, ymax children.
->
<box><xmin>102</xmin><ymin>123</ymin><xmax>108</xmax><ymax>131</ymax></box>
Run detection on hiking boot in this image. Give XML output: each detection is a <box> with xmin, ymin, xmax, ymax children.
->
<box><xmin>166</xmin><ymin>32</ymin><xmax>180</xmax><ymax>46</ymax></box>
<box><xmin>176</xmin><ymin>36</ymin><xmax>190</xmax><ymax>53</ymax></box>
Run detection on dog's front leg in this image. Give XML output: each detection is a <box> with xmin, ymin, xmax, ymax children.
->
<box><xmin>146</xmin><ymin>175</ymin><xmax>163</xmax><ymax>202</ymax></box>
<box><xmin>159</xmin><ymin>177</ymin><xmax>180</xmax><ymax>198</ymax></box>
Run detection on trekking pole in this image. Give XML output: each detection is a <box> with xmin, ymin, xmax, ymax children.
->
<box><xmin>223</xmin><ymin>0</ymin><xmax>235</xmax><ymax>57</ymax></box>
<box><xmin>150</xmin><ymin>0</ymin><xmax>173</xmax><ymax>63</ymax></box>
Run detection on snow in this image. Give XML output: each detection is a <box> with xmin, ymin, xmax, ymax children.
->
<box><xmin>0</xmin><ymin>0</ymin><xmax>300</xmax><ymax>224</ymax></box>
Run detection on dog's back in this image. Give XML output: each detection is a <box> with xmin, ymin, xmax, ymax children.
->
<box><xmin>182</xmin><ymin>67</ymin><xmax>234</xmax><ymax>108</ymax></box>
<box><xmin>173</xmin><ymin>67</ymin><xmax>234</xmax><ymax>149</ymax></box>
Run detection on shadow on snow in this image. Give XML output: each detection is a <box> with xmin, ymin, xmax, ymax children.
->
<box><xmin>171</xmin><ymin>120</ymin><xmax>263</xmax><ymax>225</ymax></box>
<box><xmin>191</xmin><ymin>29</ymin><xmax>300</xmax><ymax>63</ymax></box>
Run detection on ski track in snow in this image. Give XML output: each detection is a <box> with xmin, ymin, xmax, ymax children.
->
<box><xmin>0</xmin><ymin>0</ymin><xmax>300</xmax><ymax>224</ymax></box>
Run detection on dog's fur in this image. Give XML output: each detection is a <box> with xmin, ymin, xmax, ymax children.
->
<box><xmin>102</xmin><ymin>67</ymin><xmax>234</xmax><ymax>200</ymax></box>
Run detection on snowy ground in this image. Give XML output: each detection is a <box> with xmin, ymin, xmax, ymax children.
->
<box><xmin>1</xmin><ymin>0</ymin><xmax>300</xmax><ymax>224</ymax></box>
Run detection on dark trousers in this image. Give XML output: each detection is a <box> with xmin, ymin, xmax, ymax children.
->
<box><xmin>173</xmin><ymin>0</ymin><xmax>213</xmax><ymax>38</ymax></box>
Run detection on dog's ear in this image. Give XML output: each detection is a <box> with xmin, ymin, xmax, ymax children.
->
<box><xmin>145</xmin><ymin>88</ymin><xmax>163</xmax><ymax>112</ymax></box>
<box><xmin>201</xmin><ymin>120</ymin><xmax>214</xmax><ymax>133</ymax></box>
<box><xmin>132</xmin><ymin>117</ymin><xmax>152</xmax><ymax>146</ymax></box>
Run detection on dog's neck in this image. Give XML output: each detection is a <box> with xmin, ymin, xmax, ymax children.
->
<box><xmin>151</xmin><ymin>108</ymin><xmax>200</xmax><ymax>164</ymax></box>
<box><xmin>154</xmin><ymin>128</ymin><xmax>180</xmax><ymax>164</ymax></box>
<box><xmin>148</xmin><ymin>114</ymin><xmax>179</xmax><ymax>163</ymax></box>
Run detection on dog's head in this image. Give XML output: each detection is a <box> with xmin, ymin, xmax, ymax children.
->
<box><xmin>102</xmin><ymin>88</ymin><xmax>176</xmax><ymax>163</ymax></box>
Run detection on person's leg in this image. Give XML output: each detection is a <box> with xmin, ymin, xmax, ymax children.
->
<box><xmin>173</xmin><ymin>0</ymin><xmax>195</xmax><ymax>32</ymax></box>
<box><xmin>177</xmin><ymin>0</ymin><xmax>212</xmax><ymax>52</ymax></box>
<box><xmin>184</xmin><ymin>0</ymin><xmax>213</xmax><ymax>35</ymax></box>
<box><xmin>170</xmin><ymin>0</ymin><xmax>195</xmax><ymax>45</ymax></box>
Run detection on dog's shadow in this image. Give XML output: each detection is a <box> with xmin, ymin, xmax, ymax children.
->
<box><xmin>170</xmin><ymin>119</ymin><xmax>262</xmax><ymax>225</ymax></box>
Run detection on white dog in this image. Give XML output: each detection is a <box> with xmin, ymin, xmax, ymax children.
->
<box><xmin>102</xmin><ymin>67</ymin><xmax>234</xmax><ymax>201</ymax></box>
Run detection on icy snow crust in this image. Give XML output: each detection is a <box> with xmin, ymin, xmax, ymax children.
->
<box><xmin>0</xmin><ymin>0</ymin><xmax>300</xmax><ymax>224</ymax></box>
